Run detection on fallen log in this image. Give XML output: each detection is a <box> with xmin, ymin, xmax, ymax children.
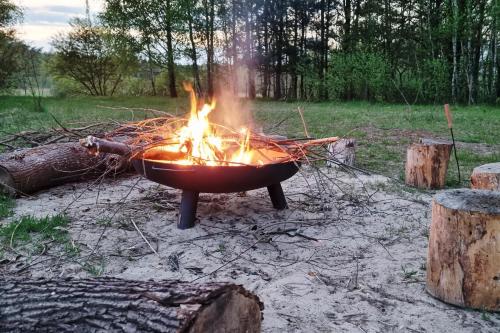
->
<box><xmin>0</xmin><ymin>141</ymin><xmax>130</xmax><ymax>196</ymax></box>
<box><xmin>0</xmin><ymin>277</ymin><xmax>263</xmax><ymax>333</ymax></box>
<box><xmin>426</xmin><ymin>189</ymin><xmax>500</xmax><ymax>311</ymax></box>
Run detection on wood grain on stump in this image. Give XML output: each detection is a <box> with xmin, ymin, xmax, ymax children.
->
<box><xmin>405</xmin><ymin>138</ymin><xmax>453</xmax><ymax>189</ymax></box>
<box><xmin>0</xmin><ymin>277</ymin><xmax>263</xmax><ymax>333</ymax></box>
<box><xmin>471</xmin><ymin>163</ymin><xmax>500</xmax><ymax>191</ymax></box>
<box><xmin>426</xmin><ymin>189</ymin><xmax>500</xmax><ymax>311</ymax></box>
<box><xmin>326</xmin><ymin>138</ymin><xmax>356</xmax><ymax>167</ymax></box>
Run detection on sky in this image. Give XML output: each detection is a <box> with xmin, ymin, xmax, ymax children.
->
<box><xmin>13</xmin><ymin>0</ymin><xmax>104</xmax><ymax>51</ymax></box>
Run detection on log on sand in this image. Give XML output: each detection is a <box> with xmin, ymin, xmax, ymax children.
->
<box><xmin>0</xmin><ymin>277</ymin><xmax>263</xmax><ymax>333</ymax></box>
<box><xmin>470</xmin><ymin>162</ymin><xmax>500</xmax><ymax>191</ymax></box>
<box><xmin>426</xmin><ymin>189</ymin><xmax>500</xmax><ymax>311</ymax></box>
<box><xmin>405</xmin><ymin>138</ymin><xmax>453</xmax><ymax>189</ymax></box>
<box><xmin>0</xmin><ymin>141</ymin><xmax>130</xmax><ymax>196</ymax></box>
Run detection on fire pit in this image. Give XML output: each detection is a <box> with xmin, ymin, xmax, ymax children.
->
<box><xmin>132</xmin><ymin>155</ymin><xmax>299</xmax><ymax>229</ymax></box>
<box><xmin>81</xmin><ymin>84</ymin><xmax>337</xmax><ymax>229</ymax></box>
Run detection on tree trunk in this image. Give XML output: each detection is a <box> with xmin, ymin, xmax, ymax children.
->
<box><xmin>0</xmin><ymin>141</ymin><xmax>129</xmax><ymax>196</ymax></box>
<box><xmin>426</xmin><ymin>189</ymin><xmax>500</xmax><ymax>311</ymax></box>
<box><xmin>470</xmin><ymin>162</ymin><xmax>500</xmax><ymax>191</ymax></box>
<box><xmin>405</xmin><ymin>138</ymin><xmax>453</xmax><ymax>189</ymax></box>
<box><xmin>0</xmin><ymin>277</ymin><xmax>263</xmax><ymax>333</ymax></box>
<box><xmin>166</xmin><ymin>0</ymin><xmax>178</xmax><ymax>98</ymax></box>
<box><xmin>187</xmin><ymin>2</ymin><xmax>202</xmax><ymax>95</ymax></box>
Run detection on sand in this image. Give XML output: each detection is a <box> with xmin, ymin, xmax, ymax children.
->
<box><xmin>2</xmin><ymin>166</ymin><xmax>499</xmax><ymax>332</ymax></box>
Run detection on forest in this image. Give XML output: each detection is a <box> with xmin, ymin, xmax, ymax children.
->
<box><xmin>1</xmin><ymin>0</ymin><xmax>500</xmax><ymax>105</ymax></box>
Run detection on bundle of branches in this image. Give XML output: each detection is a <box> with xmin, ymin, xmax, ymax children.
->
<box><xmin>83</xmin><ymin>115</ymin><xmax>339</xmax><ymax>167</ymax></box>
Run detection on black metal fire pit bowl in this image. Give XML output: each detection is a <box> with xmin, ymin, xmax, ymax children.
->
<box><xmin>132</xmin><ymin>158</ymin><xmax>300</xmax><ymax>229</ymax></box>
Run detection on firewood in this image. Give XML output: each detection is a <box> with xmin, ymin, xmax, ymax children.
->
<box><xmin>0</xmin><ymin>277</ymin><xmax>263</xmax><ymax>333</ymax></box>
<box><xmin>405</xmin><ymin>138</ymin><xmax>453</xmax><ymax>189</ymax></box>
<box><xmin>426</xmin><ymin>189</ymin><xmax>500</xmax><ymax>311</ymax></box>
<box><xmin>470</xmin><ymin>162</ymin><xmax>500</xmax><ymax>191</ymax></box>
<box><xmin>0</xmin><ymin>142</ymin><xmax>130</xmax><ymax>196</ymax></box>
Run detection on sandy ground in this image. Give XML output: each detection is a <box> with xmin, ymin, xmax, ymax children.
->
<box><xmin>2</xmin><ymin>167</ymin><xmax>499</xmax><ymax>332</ymax></box>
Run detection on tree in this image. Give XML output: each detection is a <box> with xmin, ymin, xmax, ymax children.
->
<box><xmin>49</xmin><ymin>18</ymin><xmax>137</xmax><ymax>96</ymax></box>
<box><xmin>102</xmin><ymin>0</ymin><xmax>180</xmax><ymax>97</ymax></box>
<box><xmin>0</xmin><ymin>0</ymin><xmax>22</xmax><ymax>90</ymax></box>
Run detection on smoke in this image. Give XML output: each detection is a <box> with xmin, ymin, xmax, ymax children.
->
<box><xmin>209</xmin><ymin>87</ymin><xmax>255</xmax><ymax>132</ymax></box>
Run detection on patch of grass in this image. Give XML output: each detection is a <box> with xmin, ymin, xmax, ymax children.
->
<box><xmin>0</xmin><ymin>194</ymin><xmax>14</xmax><ymax>219</ymax></box>
<box><xmin>1</xmin><ymin>96</ymin><xmax>499</xmax><ymax>187</ymax></box>
<box><xmin>82</xmin><ymin>257</ymin><xmax>105</xmax><ymax>276</ymax></box>
<box><xmin>0</xmin><ymin>214</ymin><xmax>78</xmax><ymax>257</ymax></box>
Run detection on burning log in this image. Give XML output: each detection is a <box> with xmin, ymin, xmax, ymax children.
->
<box><xmin>0</xmin><ymin>277</ymin><xmax>263</xmax><ymax>332</ymax></box>
<box><xmin>426</xmin><ymin>189</ymin><xmax>500</xmax><ymax>311</ymax></box>
<box><xmin>0</xmin><ymin>142</ymin><xmax>129</xmax><ymax>196</ymax></box>
<box><xmin>405</xmin><ymin>138</ymin><xmax>453</xmax><ymax>189</ymax></box>
<box><xmin>470</xmin><ymin>162</ymin><xmax>500</xmax><ymax>191</ymax></box>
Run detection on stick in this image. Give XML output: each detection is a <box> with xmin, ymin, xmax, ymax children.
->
<box><xmin>444</xmin><ymin>104</ymin><xmax>461</xmax><ymax>183</ymax></box>
<box><xmin>80</xmin><ymin>136</ymin><xmax>132</xmax><ymax>156</ymax></box>
<box><xmin>131</xmin><ymin>219</ymin><xmax>159</xmax><ymax>256</ymax></box>
<box><xmin>297</xmin><ymin>107</ymin><xmax>310</xmax><ymax>138</ymax></box>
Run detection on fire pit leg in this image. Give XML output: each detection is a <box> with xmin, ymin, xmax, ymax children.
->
<box><xmin>178</xmin><ymin>191</ymin><xmax>199</xmax><ymax>229</ymax></box>
<box><xmin>267</xmin><ymin>183</ymin><xmax>288</xmax><ymax>210</ymax></box>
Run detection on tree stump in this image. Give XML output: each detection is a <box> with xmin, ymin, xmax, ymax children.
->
<box><xmin>0</xmin><ymin>277</ymin><xmax>263</xmax><ymax>333</ymax></box>
<box><xmin>470</xmin><ymin>163</ymin><xmax>500</xmax><ymax>191</ymax></box>
<box><xmin>326</xmin><ymin>138</ymin><xmax>356</xmax><ymax>167</ymax></box>
<box><xmin>405</xmin><ymin>138</ymin><xmax>453</xmax><ymax>189</ymax></box>
<box><xmin>426</xmin><ymin>189</ymin><xmax>500</xmax><ymax>311</ymax></box>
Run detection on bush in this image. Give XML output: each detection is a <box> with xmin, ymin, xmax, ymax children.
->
<box><xmin>328</xmin><ymin>51</ymin><xmax>390</xmax><ymax>101</ymax></box>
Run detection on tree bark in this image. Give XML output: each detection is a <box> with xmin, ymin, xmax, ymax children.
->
<box><xmin>426</xmin><ymin>189</ymin><xmax>500</xmax><ymax>311</ymax></box>
<box><xmin>405</xmin><ymin>138</ymin><xmax>453</xmax><ymax>189</ymax></box>
<box><xmin>187</xmin><ymin>1</ymin><xmax>202</xmax><ymax>96</ymax></box>
<box><xmin>166</xmin><ymin>0</ymin><xmax>178</xmax><ymax>98</ymax></box>
<box><xmin>470</xmin><ymin>162</ymin><xmax>500</xmax><ymax>191</ymax></box>
<box><xmin>0</xmin><ymin>277</ymin><xmax>263</xmax><ymax>333</ymax></box>
<box><xmin>326</xmin><ymin>138</ymin><xmax>356</xmax><ymax>167</ymax></box>
<box><xmin>0</xmin><ymin>141</ymin><xmax>130</xmax><ymax>196</ymax></box>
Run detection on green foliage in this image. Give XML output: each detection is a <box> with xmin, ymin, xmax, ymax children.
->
<box><xmin>50</xmin><ymin>76</ymin><xmax>85</xmax><ymax>97</ymax></box>
<box><xmin>0</xmin><ymin>0</ymin><xmax>20</xmax><ymax>28</ymax></box>
<box><xmin>328</xmin><ymin>52</ymin><xmax>390</xmax><ymax>102</ymax></box>
<box><xmin>48</xmin><ymin>18</ymin><xmax>138</xmax><ymax>96</ymax></box>
<box><xmin>0</xmin><ymin>33</ymin><xmax>24</xmax><ymax>90</ymax></box>
<box><xmin>0</xmin><ymin>214</ymin><xmax>78</xmax><ymax>257</ymax></box>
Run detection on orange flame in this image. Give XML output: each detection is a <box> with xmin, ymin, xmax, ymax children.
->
<box><xmin>151</xmin><ymin>83</ymin><xmax>256</xmax><ymax>166</ymax></box>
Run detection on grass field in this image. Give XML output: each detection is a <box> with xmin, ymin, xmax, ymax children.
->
<box><xmin>1</xmin><ymin>95</ymin><xmax>499</xmax><ymax>187</ymax></box>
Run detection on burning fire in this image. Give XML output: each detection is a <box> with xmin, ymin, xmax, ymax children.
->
<box><xmin>143</xmin><ymin>84</ymin><xmax>288</xmax><ymax>166</ymax></box>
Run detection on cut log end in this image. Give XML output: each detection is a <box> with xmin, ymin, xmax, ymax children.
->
<box><xmin>427</xmin><ymin>189</ymin><xmax>500</xmax><ymax>311</ymax></box>
<box><xmin>0</xmin><ymin>166</ymin><xmax>16</xmax><ymax>196</ymax></box>
<box><xmin>326</xmin><ymin>138</ymin><xmax>356</xmax><ymax>167</ymax></box>
<box><xmin>471</xmin><ymin>162</ymin><xmax>500</xmax><ymax>191</ymax></box>
<box><xmin>434</xmin><ymin>189</ymin><xmax>500</xmax><ymax>215</ymax></box>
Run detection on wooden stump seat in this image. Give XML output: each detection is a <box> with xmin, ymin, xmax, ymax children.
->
<box><xmin>405</xmin><ymin>138</ymin><xmax>453</xmax><ymax>189</ymax></box>
<box><xmin>471</xmin><ymin>162</ymin><xmax>500</xmax><ymax>191</ymax></box>
<box><xmin>426</xmin><ymin>189</ymin><xmax>500</xmax><ymax>311</ymax></box>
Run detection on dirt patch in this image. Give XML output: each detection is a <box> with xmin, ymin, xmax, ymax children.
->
<box><xmin>1</xmin><ymin>168</ymin><xmax>498</xmax><ymax>332</ymax></box>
